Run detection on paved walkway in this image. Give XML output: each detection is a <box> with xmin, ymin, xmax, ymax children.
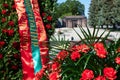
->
<box><xmin>52</xmin><ymin>27</ymin><xmax>120</xmax><ymax>41</ymax></box>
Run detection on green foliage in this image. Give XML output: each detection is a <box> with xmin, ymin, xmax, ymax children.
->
<box><xmin>73</xmin><ymin>25</ymin><xmax>111</xmax><ymax>46</ymax></box>
<box><xmin>37</xmin><ymin>25</ymin><xmax>120</xmax><ymax>80</ymax></box>
<box><xmin>38</xmin><ymin>0</ymin><xmax>57</xmax><ymax>39</ymax></box>
<box><xmin>89</xmin><ymin>0</ymin><xmax>120</xmax><ymax>28</ymax></box>
<box><xmin>0</xmin><ymin>0</ymin><xmax>22</xmax><ymax>79</ymax></box>
<box><xmin>49</xmin><ymin>35</ymin><xmax>70</xmax><ymax>59</ymax></box>
<box><xmin>88</xmin><ymin>0</ymin><xmax>100</xmax><ymax>27</ymax></box>
<box><xmin>113</xmin><ymin>0</ymin><xmax>120</xmax><ymax>23</ymax></box>
<box><xmin>55</xmin><ymin>0</ymin><xmax>85</xmax><ymax>18</ymax></box>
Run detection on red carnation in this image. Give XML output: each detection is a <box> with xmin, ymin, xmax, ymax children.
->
<box><xmin>8</xmin><ymin>21</ymin><xmax>14</xmax><ymax>26</ymax></box>
<box><xmin>72</xmin><ymin>44</ymin><xmax>90</xmax><ymax>53</ymax></box>
<box><xmin>80</xmin><ymin>69</ymin><xmax>94</xmax><ymax>80</ymax></box>
<box><xmin>94</xmin><ymin>42</ymin><xmax>107</xmax><ymax>58</ymax></box>
<box><xmin>7</xmin><ymin>29</ymin><xmax>14</xmax><ymax>36</ymax></box>
<box><xmin>45</xmin><ymin>24</ymin><xmax>52</xmax><ymax>29</ymax></box>
<box><xmin>71</xmin><ymin>51</ymin><xmax>81</xmax><ymax>61</ymax></box>
<box><xmin>49</xmin><ymin>72</ymin><xmax>59</xmax><ymax>80</ymax></box>
<box><xmin>1</xmin><ymin>10</ymin><xmax>7</xmax><ymax>15</ymax></box>
<box><xmin>13</xmin><ymin>53</ymin><xmax>20</xmax><ymax>59</ymax></box>
<box><xmin>0</xmin><ymin>41</ymin><xmax>5</xmax><ymax>48</ymax></box>
<box><xmin>1</xmin><ymin>18</ymin><xmax>6</xmax><ymax>23</ymax></box>
<box><xmin>0</xmin><ymin>53</ymin><xmax>3</xmax><ymax>59</ymax></box>
<box><xmin>95</xmin><ymin>75</ymin><xmax>106</xmax><ymax>80</ymax></box>
<box><xmin>2</xmin><ymin>29</ymin><xmax>7</xmax><ymax>34</ymax></box>
<box><xmin>96</xmin><ymin>50</ymin><xmax>107</xmax><ymax>58</ymax></box>
<box><xmin>57</xmin><ymin>50</ymin><xmax>68</xmax><ymax>60</ymax></box>
<box><xmin>103</xmin><ymin>67</ymin><xmax>117</xmax><ymax>80</ymax></box>
<box><xmin>3</xmin><ymin>3</ymin><xmax>9</xmax><ymax>8</ymax></box>
<box><xmin>115</xmin><ymin>57</ymin><xmax>120</xmax><ymax>65</ymax></box>
<box><xmin>12</xmin><ymin>5</ymin><xmax>16</xmax><ymax>10</ymax></box>
<box><xmin>51</xmin><ymin>62</ymin><xmax>60</xmax><ymax>71</ymax></box>
<box><xmin>47</xmin><ymin>16</ymin><xmax>52</xmax><ymax>21</ymax></box>
<box><xmin>12</xmin><ymin>42</ymin><xmax>20</xmax><ymax>50</ymax></box>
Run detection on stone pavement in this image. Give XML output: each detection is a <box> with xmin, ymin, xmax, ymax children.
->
<box><xmin>52</xmin><ymin>27</ymin><xmax>120</xmax><ymax>41</ymax></box>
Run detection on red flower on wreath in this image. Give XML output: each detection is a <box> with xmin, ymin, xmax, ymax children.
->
<box><xmin>1</xmin><ymin>10</ymin><xmax>7</xmax><ymax>15</ymax></box>
<box><xmin>12</xmin><ymin>42</ymin><xmax>20</xmax><ymax>50</ymax></box>
<box><xmin>57</xmin><ymin>50</ymin><xmax>68</xmax><ymax>60</ymax></box>
<box><xmin>94</xmin><ymin>42</ymin><xmax>107</xmax><ymax>58</ymax></box>
<box><xmin>7</xmin><ymin>29</ymin><xmax>14</xmax><ymax>36</ymax></box>
<box><xmin>0</xmin><ymin>41</ymin><xmax>5</xmax><ymax>48</ymax></box>
<box><xmin>52</xmin><ymin>62</ymin><xmax>60</xmax><ymax>71</ymax></box>
<box><xmin>49</xmin><ymin>72</ymin><xmax>59</xmax><ymax>80</ymax></box>
<box><xmin>103</xmin><ymin>67</ymin><xmax>117</xmax><ymax>80</ymax></box>
<box><xmin>47</xmin><ymin>16</ymin><xmax>52</xmax><ymax>21</ymax></box>
<box><xmin>0</xmin><ymin>53</ymin><xmax>3</xmax><ymax>59</ymax></box>
<box><xmin>115</xmin><ymin>57</ymin><xmax>120</xmax><ymax>65</ymax></box>
<box><xmin>72</xmin><ymin>44</ymin><xmax>90</xmax><ymax>53</ymax></box>
<box><xmin>13</xmin><ymin>53</ymin><xmax>20</xmax><ymax>59</ymax></box>
<box><xmin>2</xmin><ymin>29</ymin><xmax>14</xmax><ymax>36</ymax></box>
<box><xmin>70</xmin><ymin>51</ymin><xmax>81</xmax><ymax>61</ymax></box>
<box><xmin>1</xmin><ymin>18</ymin><xmax>6</xmax><ymax>23</ymax></box>
<box><xmin>80</xmin><ymin>69</ymin><xmax>94</xmax><ymax>80</ymax></box>
<box><xmin>2</xmin><ymin>29</ymin><xmax>7</xmax><ymax>33</ymax></box>
<box><xmin>45</xmin><ymin>24</ymin><xmax>52</xmax><ymax>29</ymax></box>
<box><xmin>12</xmin><ymin>5</ymin><xmax>16</xmax><ymax>10</ymax></box>
<box><xmin>8</xmin><ymin>21</ymin><xmax>15</xmax><ymax>26</ymax></box>
<box><xmin>3</xmin><ymin>3</ymin><xmax>9</xmax><ymax>8</ymax></box>
<box><xmin>94</xmin><ymin>75</ymin><xmax>106</xmax><ymax>80</ymax></box>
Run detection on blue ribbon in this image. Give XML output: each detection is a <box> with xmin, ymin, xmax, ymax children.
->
<box><xmin>24</xmin><ymin>0</ymin><xmax>42</xmax><ymax>74</ymax></box>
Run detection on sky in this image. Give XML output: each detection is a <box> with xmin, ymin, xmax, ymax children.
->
<box><xmin>57</xmin><ymin>0</ymin><xmax>91</xmax><ymax>18</ymax></box>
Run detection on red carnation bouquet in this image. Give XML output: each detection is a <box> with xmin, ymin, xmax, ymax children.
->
<box><xmin>36</xmin><ymin>26</ymin><xmax>120</xmax><ymax>80</ymax></box>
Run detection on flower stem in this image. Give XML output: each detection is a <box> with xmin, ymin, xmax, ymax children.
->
<box><xmin>84</xmin><ymin>55</ymin><xmax>91</xmax><ymax>69</ymax></box>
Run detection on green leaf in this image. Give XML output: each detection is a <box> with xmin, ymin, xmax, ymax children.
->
<box><xmin>72</xmin><ymin>28</ymin><xmax>86</xmax><ymax>44</ymax></box>
<box><xmin>83</xmin><ymin>55</ymin><xmax>91</xmax><ymax>69</ymax></box>
<box><xmin>75</xmin><ymin>54</ymin><xmax>89</xmax><ymax>66</ymax></box>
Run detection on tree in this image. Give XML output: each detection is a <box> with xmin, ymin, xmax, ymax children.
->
<box><xmin>114</xmin><ymin>0</ymin><xmax>120</xmax><ymax>26</ymax></box>
<box><xmin>88</xmin><ymin>0</ymin><xmax>100</xmax><ymax>27</ymax></box>
<box><xmin>55</xmin><ymin>0</ymin><xmax>85</xmax><ymax>18</ymax></box>
<box><xmin>88</xmin><ymin>0</ymin><xmax>120</xmax><ymax>29</ymax></box>
<box><xmin>65</xmin><ymin>0</ymin><xmax>84</xmax><ymax>15</ymax></box>
<box><xmin>101</xmin><ymin>0</ymin><xmax>115</xmax><ymax>28</ymax></box>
